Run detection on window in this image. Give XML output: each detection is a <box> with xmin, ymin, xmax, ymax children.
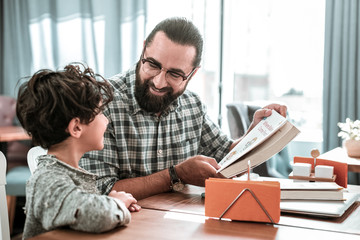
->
<box><xmin>147</xmin><ymin>0</ymin><xmax>325</xmax><ymax>144</ymax></box>
<box><xmin>146</xmin><ymin>0</ymin><xmax>222</xmax><ymax>123</ymax></box>
<box><xmin>29</xmin><ymin>0</ymin><xmax>326</xmax><ymax>144</ymax></box>
<box><xmin>221</xmin><ymin>0</ymin><xmax>325</xmax><ymax>143</ymax></box>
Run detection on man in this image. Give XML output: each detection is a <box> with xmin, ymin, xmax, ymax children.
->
<box><xmin>80</xmin><ymin>17</ymin><xmax>287</xmax><ymax>199</ymax></box>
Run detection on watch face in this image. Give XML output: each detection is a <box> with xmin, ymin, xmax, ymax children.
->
<box><xmin>173</xmin><ymin>182</ymin><xmax>185</xmax><ymax>191</ymax></box>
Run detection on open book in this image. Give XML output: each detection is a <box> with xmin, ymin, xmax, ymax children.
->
<box><xmin>218</xmin><ymin>110</ymin><xmax>300</xmax><ymax>178</ymax></box>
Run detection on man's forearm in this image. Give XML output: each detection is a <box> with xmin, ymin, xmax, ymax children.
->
<box><xmin>111</xmin><ymin>169</ymin><xmax>171</xmax><ymax>200</ymax></box>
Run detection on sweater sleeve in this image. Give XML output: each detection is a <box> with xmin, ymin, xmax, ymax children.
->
<box><xmin>31</xmin><ymin>171</ymin><xmax>131</xmax><ymax>233</ymax></box>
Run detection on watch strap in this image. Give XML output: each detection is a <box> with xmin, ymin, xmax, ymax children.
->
<box><xmin>169</xmin><ymin>165</ymin><xmax>185</xmax><ymax>191</ymax></box>
<box><xmin>169</xmin><ymin>165</ymin><xmax>180</xmax><ymax>185</ymax></box>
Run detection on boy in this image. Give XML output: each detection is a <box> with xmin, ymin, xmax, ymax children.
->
<box><xmin>16</xmin><ymin>63</ymin><xmax>140</xmax><ymax>239</ymax></box>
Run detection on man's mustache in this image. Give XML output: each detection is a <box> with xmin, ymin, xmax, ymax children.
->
<box><xmin>147</xmin><ymin>79</ymin><xmax>173</xmax><ymax>93</ymax></box>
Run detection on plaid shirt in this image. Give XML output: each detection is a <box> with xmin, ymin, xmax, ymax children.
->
<box><xmin>80</xmin><ymin>64</ymin><xmax>233</xmax><ymax>194</ymax></box>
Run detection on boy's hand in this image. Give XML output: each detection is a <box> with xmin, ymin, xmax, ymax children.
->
<box><xmin>109</xmin><ymin>190</ymin><xmax>141</xmax><ymax>211</ymax></box>
<box><xmin>129</xmin><ymin>203</ymin><xmax>141</xmax><ymax>212</ymax></box>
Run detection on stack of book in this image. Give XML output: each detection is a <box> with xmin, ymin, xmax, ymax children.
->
<box><xmin>277</xmin><ymin>178</ymin><xmax>344</xmax><ymax>201</ymax></box>
<box><xmin>258</xmin><ymin>177</ymin><xmax>359</xmax><ymax>217</ymax></box>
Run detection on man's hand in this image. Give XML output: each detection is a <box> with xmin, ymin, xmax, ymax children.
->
<box><xmin>248</xmin><ymin>103</ymin><xmax>287</xmax><ymax>132</ymax></box>
<box><xmin>175</xmin><ymin>155</ymin><xmax>224</xmax><ymax>186</ymax></box>
<box><xmin>229</xmin><ymin>103</ymin><xmax>287</xmax><ymax>151</ymax></box>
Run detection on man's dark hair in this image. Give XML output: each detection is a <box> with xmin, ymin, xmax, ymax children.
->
<box><xmin>16</xmin><ymin>63</ymin><xmax>113</xmax><ymax>149</ymax></box>
<box><xmin>145</xmin><ymin>17</ymin><xmax>203</xmax><ymax>67</ymax></box>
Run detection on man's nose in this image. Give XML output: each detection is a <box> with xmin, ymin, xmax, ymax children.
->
<box><xmin>152</xmin><ymin>69</ymin><xmax>168</xmax><ymax>88</ymax></box>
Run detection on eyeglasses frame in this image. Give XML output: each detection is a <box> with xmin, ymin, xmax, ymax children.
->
<box><xmin>140</xmin><ymin>46</ymin><xmax>198</xmax><ymax>83</ymax></box>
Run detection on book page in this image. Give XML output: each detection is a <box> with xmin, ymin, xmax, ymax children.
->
<box><xmin>217</xmin><ymin>110</ymin><xmax>287</xmax><ymax>172</ymax></box>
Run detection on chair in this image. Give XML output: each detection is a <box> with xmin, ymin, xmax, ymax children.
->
<box><xmin>226</xmin><ymin>102</ymin><xmax>292</xmax><ymax>178</ymax></box>
<box><xmin>27</xmin><ymin>146</ymin><xmax>47</xmax><ymax>174</ymax></box>
<box><xmin>0</xmin><ymin>151</ymin><xmax>11</xmax><ymax>240</ymax></box>
<box><xmin>0</xmin><ymin>96</ymin><xmax>31</xmax><ymax>169</ymax></box>
<box><xmin>5</xmin><ymin>166</ymin><xmax>31</xmax><ymax>235</ymax></box>
<box><xmin>1</xmin><ymin>95</ymin><xmax>31</xmax><ymax>235</ymax></box>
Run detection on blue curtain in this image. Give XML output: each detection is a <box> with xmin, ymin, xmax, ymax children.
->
<box><xmin>1</xmin><ymin>0</ymin><xmax>32</xmax><ymax>96</ymax></box>
<box><xmin>323</xmin><ymin>0</ymin><xmax>360</xmax><ymax>184</ymax></box>
<box><xmin>0</xmin><ymin>0</ymin><xmax>146</xmax><ymax>97</ymax></box>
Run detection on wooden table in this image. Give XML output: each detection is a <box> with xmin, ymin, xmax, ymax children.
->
<box><xmin>0</xmin><ymin>126</ymin><xmax>31</xmax><ymax>155</ymax></box>
<box><xmin>320</xmin><ymin>147</ymin><xmax>360</xmax><ymax>172</ymax></box>
<box><xmin>30</xmin><ymin>208</ymin><xmax>360</xmax><ymax>240</ymax></box>
<box><xmin>30</xmin><ymin>184</ymin><xmax>360</xmax><ymax>239</ymax></box>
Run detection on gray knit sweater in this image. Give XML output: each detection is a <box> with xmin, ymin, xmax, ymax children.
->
<box><xmin>22</xmin><ymin>155</ymin><xmax>131</xmax><ymax>239</ymax></box>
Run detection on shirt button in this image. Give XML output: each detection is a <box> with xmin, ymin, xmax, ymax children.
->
<box><xmin>157</xmin><ymin>149</ymin><xmax>163</xmax><ymax>156</ymax></box>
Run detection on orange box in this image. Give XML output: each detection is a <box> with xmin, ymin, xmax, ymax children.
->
<box><xmin>205</xmin><ymin>178</ymin><xmax>280</xmax><ymax>223</ymax></box>
<box><xmin>293</xmin><ymin>157</ymin><xmax>348</xmax><ymax>188</ymax></box>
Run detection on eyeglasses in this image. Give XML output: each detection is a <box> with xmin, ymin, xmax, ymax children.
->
<box><xmin>140</xmin><ymin>49</ymin><xmax>197</xmax><ymax>86</ymax></box>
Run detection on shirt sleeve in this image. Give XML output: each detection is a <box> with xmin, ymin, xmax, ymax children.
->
<box><xmin>199</xmin><ymin>112</ymin><xmax>234</xmax><ymax>162</ymax></box>
<box><xmin>31</xmin><ymin>170</ymin><xmax>131</xmax><ymax>233</ymax></box>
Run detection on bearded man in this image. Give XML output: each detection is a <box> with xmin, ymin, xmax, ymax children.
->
<box><xmin>80</xmin><ymin>17</ymin><xmax>287</xmax><ymax>199</ymax></box>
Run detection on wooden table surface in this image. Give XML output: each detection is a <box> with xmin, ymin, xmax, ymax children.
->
<box><xmin>0</xmin><ymin>126</ymin><xmax>31</xmax><ymax>155</ymax></box>
<box><xmin>0</xmin><ymin>126</ymin><xmax>30</xmax><ymax>142</ymax></box>
<box><xmin>137</xmin><ymin>184</ymin><xmax>360</xmax><ymax>235</ymax></box>
<box><xmin>30</xmin><ymin>184</ymin><xmax>360</xmax><ymax>239</ymax></box>
<box><xmin>30</xmin><ymin>208</ymin><xmax>360</xmax><ymax>240</ymax></box>
<box><xmin>320</xmin><ymin>147</ymin><xmax>360</xmax><ymax>172</ymax></box>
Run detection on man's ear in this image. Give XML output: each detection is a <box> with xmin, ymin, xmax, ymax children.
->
<box><xmin>67</xmin><ymin>118</ymin><xmax>82</xmax><ymax>138</ymax></box>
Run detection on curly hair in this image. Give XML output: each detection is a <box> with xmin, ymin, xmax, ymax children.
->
<box><xmin>16</xmin><ymin>63</ymin><xmax>114</xmax><ymax>149</ymax></box>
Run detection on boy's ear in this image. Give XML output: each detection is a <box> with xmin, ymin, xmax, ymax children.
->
<box><xmin>67</xmin><ymin>118</ymin><xmax>82</xmax><ymax>138</ymax></box>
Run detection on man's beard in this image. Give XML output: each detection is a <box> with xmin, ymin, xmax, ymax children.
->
<box><xmin>135</xmin><ymin>66</ymin><xmax>185</xmax><ymax>113</ymax></box>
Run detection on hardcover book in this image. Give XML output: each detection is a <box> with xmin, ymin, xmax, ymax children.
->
<box><xmin>218</xmin><ymin>110</ymin><xmax>300</xmax><ymax>178</ymax></box>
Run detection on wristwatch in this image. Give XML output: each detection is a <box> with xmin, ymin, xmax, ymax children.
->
<box><xmin>169</xmin><ymin>165</ymin><xmax>185</xmax><ymax>191</ymax></box>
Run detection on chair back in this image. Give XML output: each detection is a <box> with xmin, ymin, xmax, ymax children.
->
<box><xmin>27</xmin><ymin>146</ymin><xmax>47</xmax><ymax>174</ymax></box>
<box><xmin>0</xmin><ymin>96</ymin><xmax>16</xmax><ymax>127</ymax></box>
<box><xmin>226</xmin><ymin>102</ymin><xmax>260</xmax><ymax>139</ymax></box>
<box><xmin>0</xmin><ymin>151</ymin><xmax>11</xmax><ymax>240</ymax></box>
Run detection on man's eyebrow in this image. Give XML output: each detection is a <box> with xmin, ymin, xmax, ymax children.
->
<box><xmin>146</xmin><ymin>57</ymin><xmax>162</xmax><ymax>67</ymax></box>
<box><xmin>146</xmin><ymin>56</ymin><xmax>185</xmax><ymax>75</ymax></box>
